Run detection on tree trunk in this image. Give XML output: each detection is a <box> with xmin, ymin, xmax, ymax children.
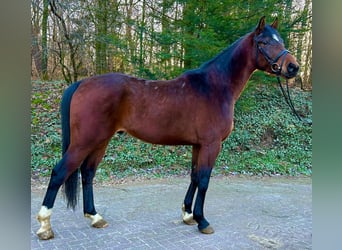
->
<box><xmin>182</xmin><ymin>1</ymin><xmax>196</xmax><ymax>70</ymax></box>
<box><xmin>31</xmin><ymin>24</ymin><xmax>42</xmax><ymax>78</ymax></box>
<box><xmin>41</xmin><ymin>0</ymin><xmax>49</xmax><ymax>80</ymax></box>
<box><xmin>95</xmin><ymin>1</ymin><xmax>108</xmax><ymax>74</ymax></box>
<box><xmin>125</xmin><ymin>0</ymin><xmax>135</xmax><ymax>73</ymax></box>
<box><xmin>139</xmin><ymin>0</ymin><xmax>146</xmax><ymax>75</ymax></box>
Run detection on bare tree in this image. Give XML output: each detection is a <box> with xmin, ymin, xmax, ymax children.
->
<box><xmin>49</xmin><ymin>0</ymin><xmax>82</xmax><ymax>83</ymax></box>
<box><xmin>31</xmin><ymin>0</ymin><xmax>42</xmax><ymax>79</ymax></box>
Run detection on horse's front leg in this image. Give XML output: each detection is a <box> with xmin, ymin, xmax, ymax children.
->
<box><xmin>192</xmin><ymin>142</ymin><xmax>221</xmax><ymax>234</ymax></box>
<box><xmin>182</xmin><ymin>145</ymin><xmax>199</xmax><ymax>225</ymax></box>
<box><xmin>193</xmin><ymin>167</ymin><xmax>214</xmax><ymax>233</ymax></box>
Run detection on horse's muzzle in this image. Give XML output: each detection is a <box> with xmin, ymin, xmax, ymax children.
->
<box><xmin>286</xmin><ymin>62</ymin><xmax>299</xmax><ymax>78</ymax></box>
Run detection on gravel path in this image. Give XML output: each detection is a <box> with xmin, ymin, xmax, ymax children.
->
<box><xmin>31</xmin><ymin>176</ymin><xmax>312</xmax><ymax>249</ymax></box>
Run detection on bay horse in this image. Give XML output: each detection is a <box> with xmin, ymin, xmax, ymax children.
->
<box><xmin>36</xmin><ymin>16</ymin><xmax>299</xmax><ymax>240</ymax></box>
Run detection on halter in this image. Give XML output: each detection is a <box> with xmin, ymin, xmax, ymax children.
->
<box><xmin>254</xmin><ymin>35</ymin><xmax>312</xmax><ymax>125</ymax></box>
<box><xmin>254</xmin><ymin>35</ymin><xmax>289</xmax><ymax>76</ymax></box>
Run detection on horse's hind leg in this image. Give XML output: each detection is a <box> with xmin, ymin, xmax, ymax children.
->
<box><xmin>36</xmin><ymin>151</ymin><xmax>85</xmax><ymax>240</ymax></box>
<box><xmin>81</xmin><ymin>143</ymin><xmax>109</xmax><ymax>228</ymax></box>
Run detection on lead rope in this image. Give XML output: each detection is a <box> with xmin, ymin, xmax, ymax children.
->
<box><xmin>276</xmin><ymin>76</ymin><xmax>312</xmax><ymax>125</ymax></box>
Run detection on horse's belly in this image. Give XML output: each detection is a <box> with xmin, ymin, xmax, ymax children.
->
<box><xmin>125</xmin><ymin>125</ymin><xmax>195</xmax><ymax>145</ymax></box>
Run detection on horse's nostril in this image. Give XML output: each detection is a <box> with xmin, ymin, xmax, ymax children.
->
<box><xmin>288</xmin><ymin>63</ymin><xmax>299</xmax><ymax>74</ymax></box>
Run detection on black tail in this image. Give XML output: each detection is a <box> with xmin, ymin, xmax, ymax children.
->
<box><xmin>61</xmin><ymin>81</ymin><xmax>82</xmax><ymax>209</ymax></box>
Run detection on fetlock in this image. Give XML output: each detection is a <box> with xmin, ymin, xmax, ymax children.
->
<box><xmin>85</xmin><ymin>213</ymin><xmax>108</xmax><ymax>228</ymax></box>
<box><xmin>182</xmin><ymin>204</ymin><xmax>197</xmax><ymax>225</ymax></box>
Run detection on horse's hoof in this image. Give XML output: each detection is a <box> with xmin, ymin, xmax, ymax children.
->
<box><xmin>199</xmin><ymin>225</ymin><xmax>215</xmax><ymax>234</ymax></box>
<box><xmin>85</xmin><ymin>213</ymin><xmax>108</xmax><ymax>228</ymax></box>
<box><xmin>92</xmin><ymin>219</ymin><xmax>108</xmax><ymax>228</ymax></box>
<box><xmin>182</xmin><ymin>204</ymin><xmax>197</xmax><ymax>225</ymax></box>
<box><xmin>37</xmin><ymin>229</ymin><xmax>54</xmax><ymax>240</ymax></box>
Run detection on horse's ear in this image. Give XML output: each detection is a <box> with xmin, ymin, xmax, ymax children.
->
<box><xmin>256</xmin><ymin>16</ymin><xmax>266</xmax><ymax>35</ymax></box>
<box><xmin>271</xmin><ymin>17</ymin><xmax>279</xmax><ymax>29</ymax></box>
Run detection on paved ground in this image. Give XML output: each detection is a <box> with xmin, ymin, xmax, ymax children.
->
<box><xmin>31</xmin><ymin>176</ymin><xmax>312</xmax><ymax>249</ymax></box>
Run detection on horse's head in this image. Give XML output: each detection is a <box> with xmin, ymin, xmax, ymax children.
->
<box><xmin>253</xmin><ymin>16</ymin><xmax>299</xmax><ymax>79</ymax></box>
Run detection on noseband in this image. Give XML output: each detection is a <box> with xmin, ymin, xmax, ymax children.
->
<box><xmin>254</xmin><ymin>35</ymin><xmax>289</xmax><ymax>75</ymax></box>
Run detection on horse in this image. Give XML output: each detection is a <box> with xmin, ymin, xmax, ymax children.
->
<box><xmin>36</xmin><ymin>16</ymin><xmax>299</xmax><ymax>240</ymax></box>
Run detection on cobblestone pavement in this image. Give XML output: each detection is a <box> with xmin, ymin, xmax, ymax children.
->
<box><xmin>31</xmin><ymin>176</ymin><xmax>312</xmax><ymax>249</ymax></box>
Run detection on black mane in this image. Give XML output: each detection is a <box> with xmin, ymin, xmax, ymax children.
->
<box><xmin>199</xmin><ymin>35</ymin><xmax>247</xmax><ymax>71</ymax></box>
<box><xmin>184</xmin><ymin>34</ymin><xmax>249</xmax><ymax>96</ymax></box>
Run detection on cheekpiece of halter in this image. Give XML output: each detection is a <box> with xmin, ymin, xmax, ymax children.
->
<box><xmin>254</xmin><ymin>35</ymin><xmax>289</xmax><ymax>76</ymax></box>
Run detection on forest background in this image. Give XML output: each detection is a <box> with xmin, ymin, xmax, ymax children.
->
<box><xmin>31</xmin><ymin>0</ymin><xmax>312</xmax><ymax>180</ymax></box>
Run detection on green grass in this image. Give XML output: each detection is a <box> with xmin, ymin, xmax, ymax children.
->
<box><xmin>31</xmin><ymin>76</ymin><xmax>312</xmax><ymax>180</ymax></box>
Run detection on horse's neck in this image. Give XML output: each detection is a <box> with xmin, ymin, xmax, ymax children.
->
<box><xmin>209</xmin><ymin>34</ymin><xmax>256</xmax><ymax>103</ymax></box>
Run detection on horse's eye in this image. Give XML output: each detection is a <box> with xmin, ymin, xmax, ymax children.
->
<box><xmin>258</xmin><ymin>40</ymin><xmax>267</xmax><ymax>46</ymax></box>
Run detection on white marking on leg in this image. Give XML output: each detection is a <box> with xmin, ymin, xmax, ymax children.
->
<box><xmin>38</xmin><ymin>205</ymin><xmax>52</xmax><ymax>218</ymax></box>
<box><xmin>84</xmin><ymin>213</ymin><xmax>108</xmax><ymax>228</ymax></box>
<box><xmin>85</xmin><ymin>213</ymin><xmax>103</xmax><ymax>225</ymax></box>
<box><xmin>183</xmin><ymin>211</ymin><xmax>194</xmax><ymax>222</ymax></box>
<box><xmin>182</xmin><ymin>204</ymin><xmax>197</xmax><ymax>225</ymax></box>
<box><xmin>36</xmin><ymin>206</ymin><xmax>54</xmax><ymax>239</ymax></box>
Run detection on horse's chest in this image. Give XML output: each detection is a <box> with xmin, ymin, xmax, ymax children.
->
<box><xmin>217</xmin><ymin>114</ymin><xmax>234</xmax><ymax>141</ymax></box>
